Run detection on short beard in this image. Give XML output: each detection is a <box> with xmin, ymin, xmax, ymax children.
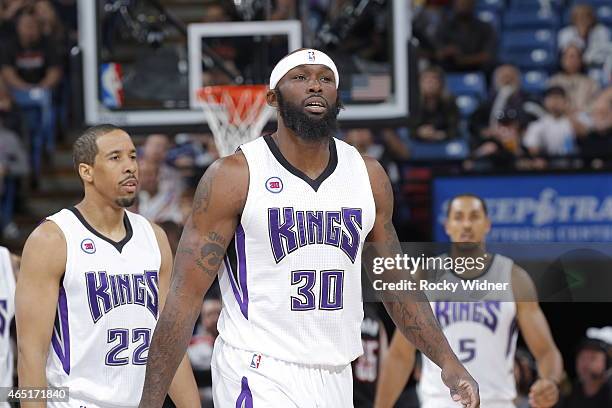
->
<box><xmin>276</xmin><ymin>90</ymin><xmax>342</xmax><ymax>142</ymax></box>
<box><xmin>115</xmin><ymin>197</ymin><xmax>136</xmax><ymax>208</ymax></box>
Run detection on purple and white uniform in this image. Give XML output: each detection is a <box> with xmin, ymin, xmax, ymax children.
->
<box><xmin>419</xmin><ymin>254</ymin><xmax>518</xmax><ymax>408</ymax></box>
<box><xmin>213</xmin><ymin>135</ymin><xmax>376</xmax><ymax>407</ymax></box>
<box><xmin>0</xmin><ymin>246</ymin><xmax>15</xmax><ymax>408</ymax></box>
<box><xmin>45</xmin><ymin>208</ymin><xmax>160</xmax><ymax>407</ymax></box>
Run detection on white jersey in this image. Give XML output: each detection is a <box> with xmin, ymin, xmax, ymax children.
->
<box><xmin>45</xmin><ymin>208</ymin><xmax>161</xmax><ymax>407</ymax></box>
<box><xmin>0</xmin><ymin>246</ymin><xmax>15</xmax><ymax>391</ymax></box>
<box><xmin>217</xmin><ymin>135</ymin><xmax>376</xmax><ymax>366</ymax></box>
<box><xmin>419</xmin><ymin>254</ymin><xmax>518</xmax><ymax>407</ymax></box>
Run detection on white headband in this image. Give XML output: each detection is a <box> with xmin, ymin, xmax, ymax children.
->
<box><xmin>269</xmin><ymin>49</ymin><xmax>339</xmax><ymax>90</ymax></box>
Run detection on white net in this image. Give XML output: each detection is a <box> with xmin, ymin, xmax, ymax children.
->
<box><xmin>199</xmin><ymin>86</ymin><xmax>273</xmax><ymax>157</ymax></box>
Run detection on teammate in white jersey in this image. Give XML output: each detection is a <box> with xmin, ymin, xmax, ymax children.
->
<box><xmin>140</xmin><ymin>49</ymin><xmax>479</xmax><ymax>408</ymax></box>
<box><xmin>16</xmin><ymin>125</ymin><xmax>199</xmax><ymax>407</ymax></box>
<box><xmin>374</xmin><ymin>194</ymin><xmax>563</xmax><ymax>408</ymax></box>
<box><xmin>0</xmin><ymin>246</ymin><xmax>19</xmax><ymax>408</ymax></box>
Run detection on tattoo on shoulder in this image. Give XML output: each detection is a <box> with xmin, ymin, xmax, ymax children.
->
<box><xmin>193</xmin><ymin>167</ymin><xmax>217</xmax><ymax>214</ymax></box>
<box><xmin>208</xmin><ymin>232</ymin><xmax>227</xmax><ymax>246</ymax></box>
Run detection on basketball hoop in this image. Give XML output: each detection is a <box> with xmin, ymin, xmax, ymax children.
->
<box><xmin>197</xmin><ymin>85</ymin><xmax>273</xmax><ymax>157</ymax></box>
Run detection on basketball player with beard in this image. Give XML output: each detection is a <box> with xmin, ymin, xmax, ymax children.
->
<box><xmin>16</xmin><ymin>125</ymin><xmax>199</xmax><ymax>407</ymax></box>
<box><xmin>139</xmin><ymin>49</ymin><xmax>479</xmax><ymax>407</ymax></box>
<box><xmin>374</xmin><ymin>194</ymin><xmax>563</xmax><ymax>408</ymax></box>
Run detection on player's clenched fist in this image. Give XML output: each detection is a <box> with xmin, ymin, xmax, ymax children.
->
<box><xmin>528</xmin><ymin>378</ymin><xmax>559</xmax><ymax>408</ymax></box>
<box><xmin>441</xmin><ymin>361</ymin><xmax>480</xmax><ymax>408</ymax></box>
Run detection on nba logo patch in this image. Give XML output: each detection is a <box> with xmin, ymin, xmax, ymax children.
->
<box><xmin>265</xmin><ymin>177</ymin><xmax>283</xmax><ymax>193</ymax></box>
<box><xmin>81</xmin><ymin>238</ymin><xmax>96</xmax><ymax>254</ymax></box>
<box><xmin>307</xmin><ymin>51</ymin><xmax>316</xmax><ymax>62</ymax></box>
<box><xmin>250</xmin><ymin>353</ymin><xmax>262</xmax><ymax>369</ymax></box>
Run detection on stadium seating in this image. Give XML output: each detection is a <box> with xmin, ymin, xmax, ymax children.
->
<box><xmin>597</xmin><ymin>5</ymin><xmax>612</xmax><ymax>27</ymax></box>
<box><xmin>456</xmin><ymin>95</ymin><xmax>480</xmax><ymax>118</ymax></box>
<box><xmin>477</xmin><ymin>10</ymin><xmax>501</xmax><ymax>32</ymax></box>
<box><xmin>501</xmin><ymin>29</ymin><xmax>556</xmax><ymax>51</ymax></box>
<box><xmin>522</xmin><ymin>70</ymin><xmax>550</xmax><ymax>95</ymax></box>
<box><xmin>503</xmin><ymin>9</ymin><xmax>560</xmax><ymax>30</ymax></box>
<box><xmin>446</xmin><ymin>72</ymin><xmax>487</xmax><ymax>99</ymax></box>
<box><xmin>500</xmin><ymin>48</ymin><xmax>557</xmax><ymax>71</ymax></box>
<box><xmin>476</xmin><ymin>0</ymin><xmax>505</xmax><ymax>13</ymax></box>
<box><xmin>406</xmin><ymin>137</ymin><xmax>470</xmax><ymax>161</ymax></box>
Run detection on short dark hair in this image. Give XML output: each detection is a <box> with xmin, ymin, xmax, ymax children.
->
<box><xmin>544</xmin><ymin>86</ymin><xmax>566</xmax><ymax>98</ymax></box>
<box><xmin>446</xmin><ymin>193</ymin><xmax>488</xmax><ymax>217</ymax></box>
<box><xmin>73</xmin><ymin>124</ymin><xmax>122</xmax><ymax>172</ymax></box>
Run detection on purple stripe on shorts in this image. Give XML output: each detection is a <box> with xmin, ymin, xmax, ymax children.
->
<box><xmin>51</xmin><ymin>286</ymin><xmax>71</xmax><ymax>374</ymax></box>
<box><xmin>226</xmin><ymin>224</ymin><xmax>249</xmax><ymax>319</ymax></box>
<box><xmin>235</xmin><ymin>376</ymin><xmax>253</xmax><ymax>408</ymax></box>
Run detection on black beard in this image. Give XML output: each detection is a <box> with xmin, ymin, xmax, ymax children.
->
<box><xmin>276</xmin><ymin>90</ymin><xmax>340</xmax><ymax>142</ymax></box>
<box><xmin>115</xmin><ymin>197</ymin><xmax>136</xmax><ymax>208</ymax></box>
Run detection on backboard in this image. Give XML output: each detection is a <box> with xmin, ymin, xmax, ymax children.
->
<box><xmin>79</xmin><ymin>0</ymin><xmax>411</xmax><ymax>130</ymax></box>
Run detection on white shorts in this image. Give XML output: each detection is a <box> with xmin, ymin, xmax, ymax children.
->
<box><xmin>211</xmin><ymin>337</ymin><xmax>354</xmax><ymax>408</ymax></box>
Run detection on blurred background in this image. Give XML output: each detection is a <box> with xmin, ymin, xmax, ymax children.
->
<box><xmin>0</xmin><ymin>0</ymin><xmax>611</xmax><ymax>406</ymax></box>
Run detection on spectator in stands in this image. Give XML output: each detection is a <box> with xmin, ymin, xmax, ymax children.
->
<box><xmin>412</xmin><ymin>0</ymin><xmax>450</xmax><ymax>64</ymax></box>
<box><xmin>469</xmin><ymin>107</ymin><xmax>527</xmax><ymax>169</ymax></box>
<box><xmin>0</xmin><ymin>76</ymin><xmax>19</xmax><ymax>133</ymax></box>
<box><xmin>343</xmin><ymin>127</ymin><xmax>408</xmax><ymax>183</ymax></box>
<box><xmin>549</xmin><ymin>45</ymin><xmax>600</xmax><ymax>110</ymax></box>
<box><xmin>0</xmin><ymin>9</ymin><xmax>62</xmax><ymax>181</ymax></box>
<box><xmin>523</xmin><ymin>86</ymin><xmax>581</xmax><ymax>157</ymax></box>
<box><xmin>166</xmin><ymin>133</ymin><xmax>218</xmax><ymax>187</ymax></box>
<box><xmin>34</xmin><ymin>0</ymin><xmax>67</xmax><ymax>54</ymax></box>
<box><xmin>558</xmin><ymin>4</ymin><xmax>611</xmax><ymax>70</ymax></box>
<box><xmin>470</xmin><ymin>64</ymin><xmax>539</xmax><ymax>147</ymax></box>
<box><xmin>134</xmin><ymin>158</ymin><xmax>183</xmax><ymax>225</ymax></box>
<box><xmin>0</xmin><ymin>0</ymin><xmax>29</xmax><ymax>40</ymax></box>
<box><xmin>411</xmin><ymin>66</ymin><xmax>460</xmax><ymax>142</ymax></box>
<box><xmin>0</xmin><ymin>86</ymin><xmax>29</xmax><ymax>238</ymax></box>
<box><xmin>433</xmin><ymin>0</ymin><xmax>496</xmax><ymax>73</ymax></box>
<box><xmin>559</xmin><ymin>335</ymin><xmax>612</xmax><ymax>408</ymax></box>
<box><xmin>576</xmin><ymin>87</ymin><xmax>612</xmax><ymax>158</ymax></box>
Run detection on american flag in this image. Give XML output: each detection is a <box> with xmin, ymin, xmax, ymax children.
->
<box><xmin>350</xmin><ymin>74</ymin><xmax>391</xmax><ymax>101</ymax></box>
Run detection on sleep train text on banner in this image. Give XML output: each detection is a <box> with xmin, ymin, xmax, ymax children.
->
<box><xmin>432</xmin><ymin>173</ymin><xmax>612</xmax><ymax>242</ymax></box>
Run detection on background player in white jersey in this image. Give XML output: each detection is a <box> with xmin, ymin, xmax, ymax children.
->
<box><xmin>15</xmin><ymin>125</ymin><xmax>199</xmax><ymax>407</ymax></box>
<box><xmin>0</xmin><ymin>246</ymin><xmax>19</xmax><ymax>408</ymax></box>
<box><xmin>374</xmin><ymin>194</ymin><xmax>563</xmax><ymax>408</ymax></box>
<box><xmin>140</xmin><ymin>48</ymin><xmax>479</xmax><ymax>407</ymax></box>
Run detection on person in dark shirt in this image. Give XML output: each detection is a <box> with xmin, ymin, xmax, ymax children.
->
<box><xmin>560</xmin><ymin>337</ymin><xmax>612</xmax><ymax>408</ymax></box>
<box><xmin>411</xmin><ymin>66</ymin><xmax>460</xmax><ymax>142</ymax></box>
<box><xmin>0</xmin><ymin>8</ymin><xmax>62</xmax><ymax>180</ymax></box>
<box><xmin>352</xmin><ymin>302</ymin><xmax>388</xmax><ymax>408</ymax></box>
<box><xmin>434</xmin><ymin>0</ymin><xmax>496</xmax><ymax>73</ymax></box>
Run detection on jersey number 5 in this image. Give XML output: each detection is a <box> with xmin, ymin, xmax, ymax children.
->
<box><xmin>458</xmin><ymin>338</ymin><xmax>476</xmax><ymax>363</ymax></box>
<box><xmin>291</xmin><ymin>270</ymin><xmax>344</xmax><ymax>311</ymax></box>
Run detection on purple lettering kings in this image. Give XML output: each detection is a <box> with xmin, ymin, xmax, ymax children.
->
<box><xmin>86</xmin><ymin>271</ymin><xmax>112</xmax><ymax>323</ymax></box>
<box><xmin>268</xmin><ymin>207</ymin><xmax>363</xmax><ymax>263</ymax></box>
<box><xmin>86</xmin><ymin>271</ymin><xmax>159</xmax><ymax>323</ymax></box>
<box><xmin>268</xmin><ymin>207</ymin><xmax>298</xmax><ymax>263</ymax></box>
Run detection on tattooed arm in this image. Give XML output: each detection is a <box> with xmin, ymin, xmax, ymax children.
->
<box><xmin>363</xmin><ymin>157</ymin><xmax>479</xmax><ymax>408</ymax></box>
<box><xmin>139</xmin><ymin>153</ymin><xmax>248</xmax><ymax>407</ymax></box>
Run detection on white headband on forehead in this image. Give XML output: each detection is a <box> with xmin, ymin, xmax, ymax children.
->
<box><xmin>269</xmin><ymin>49</ymin><xmax>339</xmax><ymax>90</ymax></box>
